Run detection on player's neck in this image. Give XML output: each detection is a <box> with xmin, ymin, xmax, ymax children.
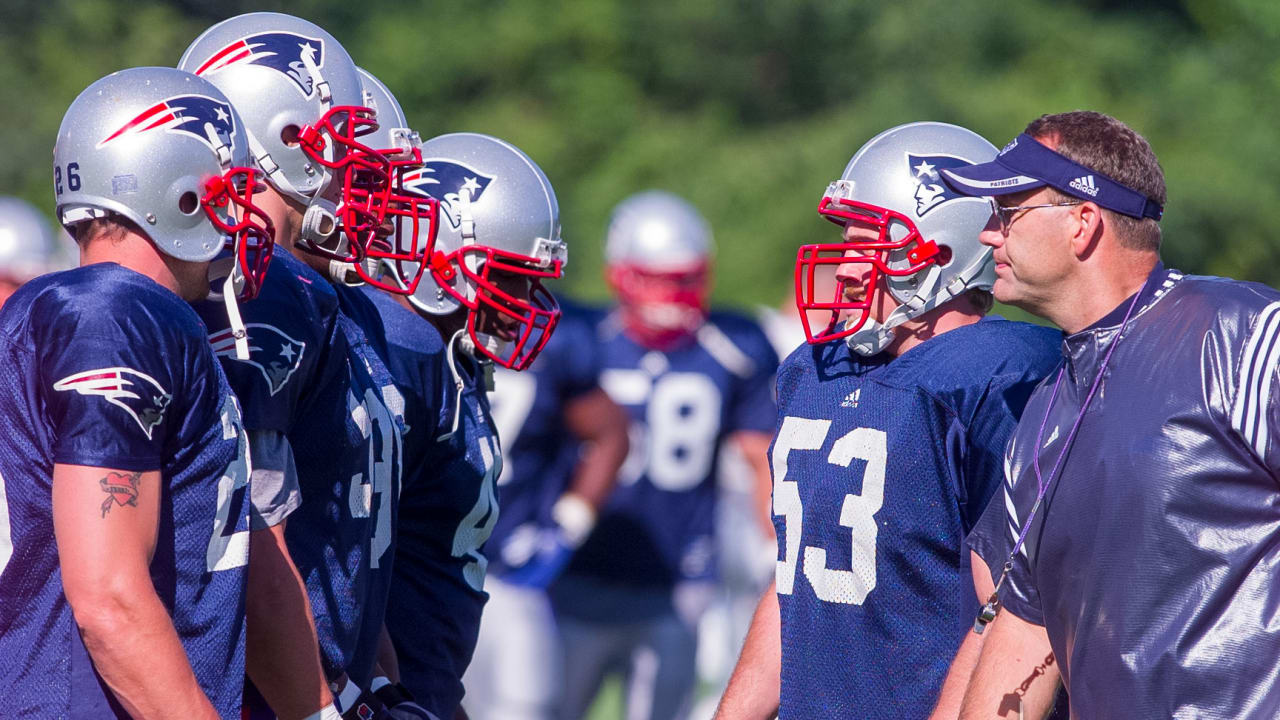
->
<box><xmin>81</xmin><ymin>231</ymin><xmax>192</xmax><ymax>300</ymax></box>
<box><xmin>885</xmin><ymin>301</ymin><xmax>984</xmax><ymax>357</ymax></box>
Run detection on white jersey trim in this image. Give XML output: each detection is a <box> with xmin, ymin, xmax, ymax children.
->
<box><xmin>695</xmin><ymin>322</ymin><xmax>756</xmax><ymax>379</ymax></box>
<box><xmin>1231</xmin><ymin>300</ymin><xmax>1280</xmax><ymax>461</ymax></box>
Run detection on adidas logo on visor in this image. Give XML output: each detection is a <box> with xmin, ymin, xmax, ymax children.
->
<box><xmin>1069</xmin><ymin>174</ymin><xmax>1099</xmax><ymax>197</ymax></box>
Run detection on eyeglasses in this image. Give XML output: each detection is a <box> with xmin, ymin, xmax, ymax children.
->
<box><xmin>989</xmin><ymin>196</ymin><xmax>1082</xmax><ymax>235</ymax></box>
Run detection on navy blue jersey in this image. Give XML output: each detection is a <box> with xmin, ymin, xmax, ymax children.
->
<box><xmin>199</xmin><ymin>252</ymin><xmax>404</xmax><ymax>682</ymax></box>
<box><xmin>983</xmin><ymin>268</ymin><xmax>1280</xmax><ymax>718</ymax></box>
<box><xmin>560</xmin><ymin>310</ymin><xmax>779</xmax><ymax>593</ymax></box>
<box><xmin>332</xmin><ymin>283</ymin><xmax>406</xmax><ymax>686</ymax></box>
<box><xmin>0</xmin><ymin>264</ymin><xmax>251</xmax><ymax>718</ymax></box>
<box><xmin>198</xmin><ymin>250</ymin><xmax>326</xmax><ymax>435</ymax></box>
<box><xmin>773</xmin><ymin>317</ymin><xmax>1060</xmax><ymax>719</ymax></box>
<box><xmin>365</xmin><ymin>289</ymin><xmax>500</xmax><ymax>719</ymax></box>
<box><xmin>484</xmin><ymin>301</ymin><xmax>601</xmax><ymax>577</ymax></box>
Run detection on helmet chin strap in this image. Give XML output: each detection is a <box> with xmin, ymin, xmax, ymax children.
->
<box><xmin>845</xmin><ymin>318</ymin><xmax>895</xmax><ymax>357</ymax></box>
<box><xmin>438</xmin><ymin>328</ymin><xmax>496</xmax><ymax>442</ymax></box>
<box><xmin>300</xmin><ymin>198</ymin><xmax>341</xmax><ymax>252</ymax></box>
<box><xmin>459</xmin><ymin>331</ymin><xmax>506</xmax><ymax>362</ymax></box>
<box><xmin>845</xmin><ymin>256</ymin><xmax>990</xmax><ymax>356</ymax></box>
<box><xmin>205</xmin><ymin>259</ymin><xmax>251</xmax><ymax>360</ymax></box>
<box><xmin>326</xmin><ymin>256</ymin><xmax>376</xmax><ymax>287</ymax></box>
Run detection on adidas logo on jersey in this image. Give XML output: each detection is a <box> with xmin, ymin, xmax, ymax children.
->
<box><xmin>1069</xmin><ymin>174</ymin><xmax>1099</xmax><ymax>197</ymax></box>
<box><xmin>841</xmin><ymin>388</ymin><xmax>861</xmax><ymax>408</ymax></box>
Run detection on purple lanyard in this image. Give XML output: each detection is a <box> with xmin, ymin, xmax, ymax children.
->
<box><xmin>973</xmin><ymin>277</ymin><xmax>1151</xmax><ymax>634</ymax></box>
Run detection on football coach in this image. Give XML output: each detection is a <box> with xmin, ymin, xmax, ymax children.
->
<box><xmin>938</xmin><ymin>110</ymin><xmax>1280</xmax><ymax>719</ymax></box>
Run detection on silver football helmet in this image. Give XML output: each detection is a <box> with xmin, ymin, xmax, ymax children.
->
<box><xmin>603</xmin><ymin>191</ymin><xmax>714</xmax><ymax>349</ymax></box>
<box><xmin>53</xmin><ymin>66</ymin><xmax>274</xmax><ymax>294</ymax></box>
<box><xmin>353</xmin><ymin>67</ymin><xmax>439</xmax><ymax>294</ymax></box>
<box><xmin>398</xmin><ymin>132</ymin><xmax>566</xmax><ymax>370</ymax></box>
<box><xmin>179</xmin><ymin>13</ymin><xmax>392</xmax><ymax>266</ymax></box>
<box><xmin>0</xmin><ymin>197</ymin><xmax>67</xmax><ymax>283</ymax></box>
<box><xmin>797</xmin><ymin>121</ymin><xmax>997</xmax><ymax>355</ymax></box>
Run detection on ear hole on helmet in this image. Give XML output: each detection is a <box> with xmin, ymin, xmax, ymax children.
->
<box><xmin>178</xmin><ymin>191</ymin><xmax>200</xmax><ymax>215</ymax></box>
<box><xmin>281</xmin><ymin>125</ymin><xmax>301</xmax><ymax>147</ymax></box>
<box><xmin>935</xmin><ymin>244</ymin><xmax>954</xmax><ymax>266</ymax></box>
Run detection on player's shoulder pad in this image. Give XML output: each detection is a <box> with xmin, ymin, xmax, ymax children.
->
<box><xmin>35</xmin><ymin>264</ymin><xmax>206</xmax><ymax>345</ymax></box>
<box><xmin>910</xmin><ymin>316</ymin><xmax>1062</xmax><ymax>391</ymax></box>
<box><xmin>700</xmin><ymin>309</ymin><xmax>779</xmax><ymax>379</ymax></box>
<box><xmin>360</xmin><ymin>284</ymin><xmax>446</xmax><ymax>356</ymax></box>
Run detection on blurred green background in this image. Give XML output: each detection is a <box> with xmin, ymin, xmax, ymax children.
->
<box><xmin>5</xmin><ymin>1</ymin><xmax>1276</xmax><ymax>715</ymax></box>
<box><xmin>3</xmin><ymin>0</ymin><xmax>1278</xmax><ymax>308</ymax></box>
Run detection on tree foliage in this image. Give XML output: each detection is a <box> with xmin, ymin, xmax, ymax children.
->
<box><xmin>4</xmin><ymin>0</ymin><xmax>1278</xmax><ymax>308</ymax></box>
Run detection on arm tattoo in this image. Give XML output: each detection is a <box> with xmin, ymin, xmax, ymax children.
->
<box><xmin>99</xmin><ymin>471</ymin><xmax>142</xmax><ymax>518</ymax></box>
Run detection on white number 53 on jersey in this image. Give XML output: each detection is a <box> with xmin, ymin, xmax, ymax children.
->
<box><xmin>772</xmin><ymin>416</ymin><xmax>886</xmax><ymax>605</ymax></box>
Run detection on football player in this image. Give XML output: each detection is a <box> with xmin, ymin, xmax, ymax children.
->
<box><xmin>367</xmin><ymin>131</ymin><xmax>568</xmax><ymax>720</ymax></box>
<box><xmin>180</xmin><ymin>13</ymin><xmax>410</xmax><ymax>719</ymax></box>
<box><xmin>0</xmin><ymin>66</ymin><xmax>269</xmax><ymax>718</ymax></box>
<box><xmin>0</xmin><ymin>197</ymin><xmax>69</xmax><ymax>308</ymax></box>
<box><xmin>944</xmin><ymin>112</ymin><xmax>1280</xmax><ymax>719</ymax></box>
<box><xmin>713</xmin><ymin>122</ymin><xmax>1062</xmax><ymax>720</ymax></box>
<box><xmin>462</xmin><ymin>296</ymin><xmax>630</xmax><ymax>720</ymax></box>
<box><xmin>550</xmin><ymin>191</ymin><xmax>779</xmax><ymax>720</ymax></box>
<box><xmin>355</xmin><ymin>131</ymin><xmax>565</xmax><ymax>712</ymax></box>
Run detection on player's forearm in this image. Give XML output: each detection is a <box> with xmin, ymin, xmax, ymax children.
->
<box><xmin>72</xmin><ymin>581</ymin><xmax>219</xmax><ymax>720</ymax></box>
<box><xmin>246</xmin><ymin>524</ymin><xmax>334</xmax><ymax>719</ymax></box>
<box><xmin>958</xmin><ymin>613</ymin><xmax>1059</xmax><ymax>720</ymax></box>
<box><xmin>714</xmin><ymin>584</ymin><xmax>781</xmax><ymax>720</ymax></box>
<box><xmin>928</xmin><ymin>628</ymin><xmax>985</xmax><ymax>720</ymax></box>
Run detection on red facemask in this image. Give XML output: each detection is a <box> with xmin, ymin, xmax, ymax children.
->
<box><xmin>794</xmin><ymin>195</ymin><xmax>941</xmax><ymax>345</ymax></box>
<box><xmin>347</xmin><ymin>148</ymin><xmax>441</xmax><ymax>295</ymax></box>
<box><xmin>607</xmin><ymin>263</ymin><xmax>711</xmax><ymax>350</ymax></box>
<box><xmin>428</xmin><ymin>244</ymin><xmax>564</xmax><ymax>371</ymax></box>
<box><xmin>295</xmin><ymin>105</ymin><xmax>397</xmax><ymax>264</ymax></box>
<box><xmin>201</xmin><ymin>166</ymin><xmax>275</xmax><ymax>300</ymax></box>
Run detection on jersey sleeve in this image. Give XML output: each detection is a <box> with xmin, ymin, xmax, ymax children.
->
<box><xmin>724</xmin><ymin>322</ymin><xmax>781</xmax><ymax>435</ymax></box>
<box><xmin>1230</xmin><ymin>300</ymin><xmax>1280</xmax><ymax>475</ymax></box>
<box><xmin>957</xmin><ymin>372</ymin><xmax>1042</xmax><ymax>532</ymax></box>
<box><xmin>966</xmin><ymin>485</ymin><xmax>1010</xmax><ymax>587</ymax></box>
<box><xmin>247</xmin><ymin>428</ymin><xmax>302</xmax><ymax>529</ymax></box>
<box><xmin>40</xmin><ymin>311</ymin><xmax>182</xmax><ymax>471</ymax></box>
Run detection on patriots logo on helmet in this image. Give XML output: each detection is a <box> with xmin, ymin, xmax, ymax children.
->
<box><xmin>209</xmin><ymin>324</ymin><xmax>306</xmax><ymax>396</ymax></box>
<box><xmin>194</xmin><ymin>32</ymin><xmax>326</xmax><ymax>98</ymax></box>
<box><xmin>402</xmin><ymin>161</ymin><xmax>495</xmax><ymax>230</ymax></box>
<box><xmin>97</xmin><ymin>95</ymin><xmax>236</xmax><ymax>155</ymax></box>
<box><xmin>907</xmin><ymin>154</ymin><xmax>975</xmax><ymax>217</ymax></box>
<box><xmin>53</xmin><ymin>367</ymin><xmax>172</xmax><ymax>440</ymax></box>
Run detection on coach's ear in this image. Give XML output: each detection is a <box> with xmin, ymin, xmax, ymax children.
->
<box><xmin>1069</xmin><ymin>201</ymin><xmax>1104</xmax><ymax>261</ymax></box>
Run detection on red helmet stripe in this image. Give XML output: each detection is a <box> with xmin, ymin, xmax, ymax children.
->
<box><xmin>98</xmin><ymin>101</ymin><xmax>171</xmax><ymax>147</ymax></box>
<box><xmin>194</xmin><ymin>40</ymin><xmax>251</xmax><ymax>75</ymax></box>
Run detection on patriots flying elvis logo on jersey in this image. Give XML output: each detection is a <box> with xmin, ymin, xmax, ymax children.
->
<box><xmin>907</xmin><ymin>153</ymin><xmax>975</xmax><ymax>217</ymax></box>
<box><xmin>53</xmin><ymin>367</ymin><xmax>172</xmax><ymax>439</ymax></box>
<box><xmin>97</xmin><ymin>95</ymin><xmax>236</xmax><ymax>154</ymax></box>
<box><xmin>194</xmin><ymin>32</ymin><xmax>326</xmax><ymax>98</ymax></box>
<box><xmin>209</xmin><ymin>323</ymin><xmax>306</xmax><ymax>396</ymax></box>
<box><xmin>402</xmin><ymin>161</ymin><xmax>495</xmax><ymax>230</ymax></box>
